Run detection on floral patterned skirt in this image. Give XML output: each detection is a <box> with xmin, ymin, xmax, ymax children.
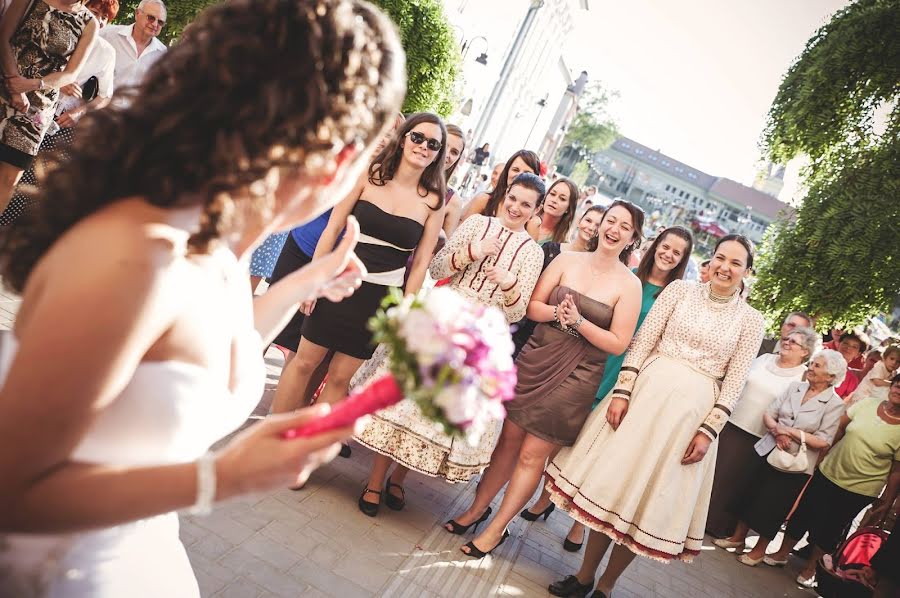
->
<box><xmin>351</xmin><ymin>344</ymin><xmax>500</xmax><ymax>483</ymax></box>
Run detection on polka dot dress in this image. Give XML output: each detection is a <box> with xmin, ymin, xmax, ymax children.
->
<box><xmin>250</xmin><ymin>232</ymin><xmax>289</xmax><ymax>278</ymax></box>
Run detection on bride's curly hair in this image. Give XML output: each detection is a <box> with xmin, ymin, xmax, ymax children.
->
<box><xmin>0</xmin><ymin>0</ymin><xmax>405</xmax><ymax>292</ymax></box>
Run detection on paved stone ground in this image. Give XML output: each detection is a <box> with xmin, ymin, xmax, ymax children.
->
<box><xmin>178</xmin><ymin>348</ymin><xmax>819</xmax><ymax>598</ymax></box>
<box><xmin>0</xmin><ymin>288</ymin><xmax>818</xmax><ymax>597</ymax></box>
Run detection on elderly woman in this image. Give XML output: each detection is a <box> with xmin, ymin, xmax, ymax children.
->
<box><xmin>766</xmin><ymin>374</ymin><xmax>900</xmax><ymax>587</ymax></box>
<box><xmin>713</xmin><ymin>349</ymin><xmax>846</xmax><ymax>565</ymax></box>
<box><xmin>706</xmin><ymin>327</ymin><xmax>818</xmax><ymax>537</ymax></box>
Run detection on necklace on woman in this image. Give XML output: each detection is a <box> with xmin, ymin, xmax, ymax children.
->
<box><xmin>881</xmin><ymin>403</ymin><xmax>900</xmax><ymax>421</ymax></box>
<box><xmin>708</xmin><ymin>286</ymin><xmax>735</xmax><ymax>304</ymax></box>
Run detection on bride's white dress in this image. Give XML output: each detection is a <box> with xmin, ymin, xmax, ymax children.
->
<box><xmin>0</xmin><ymin>331</ymin><xmax>265</xmax><ymax>597</ymax></box>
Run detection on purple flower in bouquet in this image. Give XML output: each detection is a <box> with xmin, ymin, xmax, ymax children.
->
<box><xmin>369</xmin><ymin>287</ymin><xmax>517</xmax><ymax>445</ymax></box>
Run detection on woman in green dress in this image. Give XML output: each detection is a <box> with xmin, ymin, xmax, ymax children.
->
<box><xmin>520</xmin><ymin>226</ymin><xmax>694</xmax><ymax>550</ymax></box>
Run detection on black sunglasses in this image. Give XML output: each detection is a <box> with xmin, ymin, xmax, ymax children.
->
<box><xmin>406</xmin><ymin>131</ymin><xmax>442</xmax><ymax>152</ymax></box>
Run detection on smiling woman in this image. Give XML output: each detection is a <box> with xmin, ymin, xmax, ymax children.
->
<box><xmin>545</xmin><ymin>233</ymin><xmax>764</xmax><ymax>597</ymax></box>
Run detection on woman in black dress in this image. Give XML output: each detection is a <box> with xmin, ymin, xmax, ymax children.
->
<box><xmin>270</xmin><ymin>113</ymin><xmax>447</xmax><ymax>450</ymax></box>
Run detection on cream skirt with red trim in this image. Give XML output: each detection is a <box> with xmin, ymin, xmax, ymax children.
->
<box><xmin>546</xmin><ymin>354</ymin><xmax>719</xmax><ymax>563</ymax></box>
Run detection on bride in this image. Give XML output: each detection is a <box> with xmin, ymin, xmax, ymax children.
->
<box><xmin>0</xmin><ymin>1</ymin><xmax>404</xmax><ymax>596</ymax></box>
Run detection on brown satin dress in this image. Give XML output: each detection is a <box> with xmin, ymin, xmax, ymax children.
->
<box><xmin>506</xmin><ymin>285</ymin><xmax>613</xmax><ymax>446</ymax></box>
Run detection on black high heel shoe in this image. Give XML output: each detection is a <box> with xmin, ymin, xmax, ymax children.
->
<box><xmin>548</xmin><ymin>575</ymin><xmax>594</xmax><ymax>597</ymax></box>
<box><xmin>385</xmin><ymin>481</ymin><xmax>406</xmax><ymax>511</ymax></box>
<box><xmin>461</xmin><ymin>529</ymin><xmax>509</xmax><ymax>559</ymax></box>
<box><xmin>563</xmin><ymin>535</ymin><xmax>584</xmax><ymax>552</ymax></box>
<box><xmin>519</xmin><ymin>502</ymin><xmax>555</xmax><ymax>521</ymax></box>
<box><xmin>357</xmin><ymin>488</ymin><xmax>381</xmax><ymax>517</ymax></box>
<box><xmin>444</xmin><ymin>506</ymin><xmax>492</xmax><ymax>535</ymax></box>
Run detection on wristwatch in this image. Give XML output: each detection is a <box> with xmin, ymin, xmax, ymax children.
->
<box><xmin>572</xmin><ymin>315</ymin><xmax>585</xmax><ymax>330</ymax></box>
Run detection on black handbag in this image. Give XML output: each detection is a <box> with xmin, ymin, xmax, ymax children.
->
<box><xmin>81</xmin><ymin>76</ymin><xmax>99</xmax><ymax>103</ymax></box>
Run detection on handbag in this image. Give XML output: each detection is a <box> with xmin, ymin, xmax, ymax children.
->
<box><xmin>81</xmin><ymin>76</ymin><xmax>99</xmax><ymax>103</ymax></box>
<box><xmin>767</xmin><ymin>430</ymin><xmax>809</xmax><ymax>473</ymax></box>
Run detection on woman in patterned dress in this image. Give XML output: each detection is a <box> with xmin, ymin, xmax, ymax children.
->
<box><xmin>352</xmin><ymin>173</ymin><xmax>546</xmax><ymax>516</ymax></box>
<box><xmin>249</xmin><ymin>232</ymin><xmax>288</xmax><ymax>292</ymax></box>
<box><xmin>546</xmin><ymin>234</ymin><xmax>765</xmax><ymax>598</ymax></box>
<box><xmin>0</xmin><ymin>0</ymin><xmax>97</xmax><ymax>210</ymax></box>
<box><xmin>1</xmin><ymin>0</ymin><xmax>117</xmax><ymax>226</ymax></box>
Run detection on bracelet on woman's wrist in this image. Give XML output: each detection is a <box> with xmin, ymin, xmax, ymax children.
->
<box><xmin>553</xmin><ymin>304</ymin><xmax>559</xmax><ymax>324</ymax></box>
<box><xmin>190</xmin><ymin>451</ymin><xmax>217</xmax><ymax>516</ymax></box>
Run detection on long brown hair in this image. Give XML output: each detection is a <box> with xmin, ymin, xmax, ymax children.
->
<box><xmin>0</xmin><ymin>0</ymin><xmax>405</xmax><ymax>293</ymax></box>
<box><xmin>537</xmin><ymin>178</ymin><xmax>578</xmax><ymax>243</ymax></box>
<box><xmin>634</xmin><ymin>226</ymin><xmax>693</xmax><ymax>295</ymax></box>
<box><xmin>599</xmin><ymin>199</ymin><xmax>645</xmax><ymax>265</ymax></box>
<box><xmin>368</xmin><ymin>112</ymin><xmax>447</xmax><ymax>209</ymax></box>
<box><xmin>480</xmin><ymin>149</ymin><xmax>540</xmax><ymax>217</ymax></box>
<box><xmin>444</xmin><ymin>123</ymin><xmax>466</xmax><ymax>180</ymax></box>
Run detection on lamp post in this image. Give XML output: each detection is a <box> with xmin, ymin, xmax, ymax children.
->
<box><xmin>525</xmin><ymin>95</ymin><xmax>549</xmax><ymax>148</ymax></box>
<box><xmin>461</xmin><ymin>36</ymin><xmax>488</xmax><ymax>66</ymax></box>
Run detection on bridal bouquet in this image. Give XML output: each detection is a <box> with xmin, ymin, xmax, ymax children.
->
<box><xmin>284</xmin><ymin>287</ymin><xmax>516</xmax><ymax>445</ymax></box>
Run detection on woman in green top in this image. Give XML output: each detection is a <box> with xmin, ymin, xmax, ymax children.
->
<box><xmin>768</xmin><ymin>374</ymin><xmax>900</xmax><ymax>587</ymax></box>
<box><xmin>519</xmin><ymin>226</ymin><xmax>694</xmax><ymax>550</ymax></box>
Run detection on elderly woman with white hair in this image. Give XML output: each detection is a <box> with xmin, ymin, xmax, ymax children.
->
<box><xmin>707</xmin><ymin>326</ymin><xmax>819</xmax><ymax>537</ymax></box>
<box><xmin>713</xmin><ymin>348</ymin><xmax>847</xmax><ymax>565</ymax></box>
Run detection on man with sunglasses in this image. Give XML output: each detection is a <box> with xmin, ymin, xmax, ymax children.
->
<box><xmin>100</xmin><ymin>0</ymin><xmax>167</xmax><ymax>88</ymax></box>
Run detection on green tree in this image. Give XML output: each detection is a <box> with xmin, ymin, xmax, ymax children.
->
<box><xmin>115</xmin><ymin>0</ymin><xmax>460</xmax><ymax>116</ymax></box>
<box><xmin>370</xmin><ymin>0</ymin><xmax>459</xmax><ymax>116</ymax></box>
<box><xmin>563</xmin><ymin>81</ymin><xmax>619</xmax><ymax>152</ymax></box>
<box><xmin>751</xmin><ymin>0</ymin><xmax>900</xmax><ymax>330</ymax></box>
<box><xmin>554</xmin><ymin>81</ymin><xmax>618</xmax><ymax>176</ymax></box>
<box><xmin>115</xmin><ymin>0</ymin><xmax>216</xmax><ymax>45</ymax></box>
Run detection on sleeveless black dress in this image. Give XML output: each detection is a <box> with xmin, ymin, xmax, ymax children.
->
<box><xmin>302</xmin><ymin>200</ymin><xmax>424</xmax><ymax>359</ymax></box>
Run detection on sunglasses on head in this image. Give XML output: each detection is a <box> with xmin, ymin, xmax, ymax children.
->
<box><xmin>141</xmin><ymin>11</ymin><xmax>166</xmax><ymax>26</ymax></box>
<box><xmin>406</xmin><ymin>131</ymin><xmax>442</xmax><ymax>152</ymax></box>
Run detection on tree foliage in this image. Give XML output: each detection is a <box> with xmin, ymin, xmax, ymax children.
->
<box><xmin>562</xmin><ymin>81</ymin><xmax>619</xmax><ymax>153</ymax></box>
<box><xmin>751</xmin><ymin>0</ymin><xmax>900</xmax><ymax>330</ymax></box>
<box><xmin>115</xmin><ymin>0</ymin><xmax>460</xmax><ymax>116</ymax></box>
<box><xmin>115</xmin><ymin>0</ymin><xmax>217</xmax><ymax>45</ymax></box>
<box><xmin>370</xmin><ymin>0</ymin><xmax>459</xmax><ymax>116</ymax></box>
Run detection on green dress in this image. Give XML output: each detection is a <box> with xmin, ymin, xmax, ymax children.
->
<box><xmin>592</xmin><ymin>274</ymin><xmax>662</xmax><ymax>408</ymax></box>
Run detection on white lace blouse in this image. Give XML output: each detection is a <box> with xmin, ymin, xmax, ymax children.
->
<box><xmin>612</xmin><ymin>279</ymin><xmax>765</xmax><ymax>439</ymax></box>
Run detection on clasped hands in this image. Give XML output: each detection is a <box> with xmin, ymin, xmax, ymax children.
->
<box><xmin>472</xmin><ymin>235</ymin><xmax>516</xmax><ymax>289</ymax></box>
<box><xmin>556</xmin><ymin>294</ymin><xmax>581</xmax><ymax>328</ymax></box>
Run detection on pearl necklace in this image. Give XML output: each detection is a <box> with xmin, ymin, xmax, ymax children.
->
<box><xmin>708</xmin><ymin>286</ymin><xmax>736</xmax><ymax>304</ymax></box>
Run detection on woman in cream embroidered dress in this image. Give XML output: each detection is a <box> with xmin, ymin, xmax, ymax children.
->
<box><xmin>352</xmin><ymin>173</ymin><xmax>544</xmax><ymax>514</ymax></box>
<box><xmin>546</xmin><ymin>235</ymin><xmax>764</xmax><ymax>598</ymax></box>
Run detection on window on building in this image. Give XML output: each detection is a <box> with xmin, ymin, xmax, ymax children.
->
<box><xmin>674</xmin><ymin>166</ymin><xmax>684</xmax><ymax>173</ymax></box>
<box><xmin>635</xmin><ymin>148</ymin><xmax>644</xmax><ymax>155</ymax></box>
<box><xmin>621</xmin><ymin>142</ymin><xmax>631</xmax><ymax>148</ymax></box>
<box><xmin>665</xmin><ymin>184</ymin><xmax>671</xmax><ymax>191</ymax></box>
<box><xmin>661</xmin><ymin>160</ymin><xmax>670</xmax><ymax>166</ymax></box>
<box><xmin>678</xmin><ymin>190</ymin><xmax>684</xmax><ymax>197</ymax></box>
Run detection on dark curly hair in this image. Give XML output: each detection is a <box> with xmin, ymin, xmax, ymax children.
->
<box><xmin>480</xmin><ymin>149</ymin><xmax>540</xmax><ymax>217</ymax></box>
<box><xmin>368</xmin><ymin>112</ymin><xmax>447</xmax><ymax>209</ymax></box>
<box><xmin>0</xmin><ymin>0</ymin><xmax>405</xmax><ymax>292</ymax></box>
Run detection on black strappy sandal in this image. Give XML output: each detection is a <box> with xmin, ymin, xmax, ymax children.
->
<box><xmin>385</xmin><ymin>481</ymin><xmax>406</xmax><ymax>511</ymax></box>
<box><xmin>461</xmin><ymin>529</ymin><xmax>509</xmax><ymax>559</ymax></box>
<box><xmin>519</xmin><ymin>502</ymin><xmax>555</xmax><ymax>521</ymax></box>
<box><xmin>444</xmin><ymin>506</ymin><xmax>492</xmax><ymax>535</ymax></box>
<box><xmin>357</xmin><ymin>488</ymin><xmax>381</xmax><ymax>517</ymax></box>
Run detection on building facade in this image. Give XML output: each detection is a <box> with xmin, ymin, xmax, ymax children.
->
<box><xmin>443</xmin><ymin>0</ymin><xmax>589</xmax><ymax>164</ymax></box>
<box><xmin>590</xmin><ymin>136</ymin><xmax>792</xmax><ymax>243</ymax></box>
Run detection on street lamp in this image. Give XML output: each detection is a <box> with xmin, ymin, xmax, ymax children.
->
<box><xmin>461</xmin><ymin>36</ymin><xmax>488</xmax><ymax>66</ymax></box>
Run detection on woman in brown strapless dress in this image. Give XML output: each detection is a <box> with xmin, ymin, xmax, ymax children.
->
<box><xmin>444</xmin><ymin>200</ymin><xmax>646</xmax><ymax>559</ymax></box>
<box><xmin>507</xmin><ymin>286</ymin><xmax>613</xmax><ymax>445</ymax></box>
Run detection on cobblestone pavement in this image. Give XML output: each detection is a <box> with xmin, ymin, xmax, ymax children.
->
<box><xmin>179</xmin><ymin>348</ymin><xmax>819</xmax><ymax>598</ymax></box>
<box><xmin>0</xmin><ymin>290</ymin><xmax>818</xmax><ymax>597</ymax></box>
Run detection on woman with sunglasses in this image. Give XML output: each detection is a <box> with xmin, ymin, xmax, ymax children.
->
<box><xmin>461</xmin><ymin>149</ymin><xmax>541</xmax><ymax>223</ymax></box>
<box><xmin>270</xmin><ymin>113</ymin><xmax>446</xmax><ymax>455</ymax></box>
<box><xmin>352</xmin><ymin>172</ymin><xmax>546</xmax><ymax>516</ymax></box>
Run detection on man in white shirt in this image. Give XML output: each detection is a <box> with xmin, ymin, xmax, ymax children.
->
<box><xmin>100</xmin><ymin>0</ymin><xmax>167</xmax><ymax>88</ymax></box>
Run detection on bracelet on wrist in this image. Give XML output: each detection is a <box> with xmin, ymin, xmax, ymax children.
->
<box><xmin>190</xmin><ymin>451</ymin><xmax>217</xmax><ymax>516</ymax></box>
<box><xmin>572</xmin><ymin>315</ymin><xmax>585</xmax><ymax>330</ymax></box>
<box><xmin>553</xmin><ymin>304</ymin><xmax>559</xmax><ymax>324</ymax></box>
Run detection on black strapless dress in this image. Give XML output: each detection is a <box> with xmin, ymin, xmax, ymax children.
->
<box><xmin>302</xmin><ymin>200</ymin><xmax>424</xmax><ymax>359</ymax></box>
